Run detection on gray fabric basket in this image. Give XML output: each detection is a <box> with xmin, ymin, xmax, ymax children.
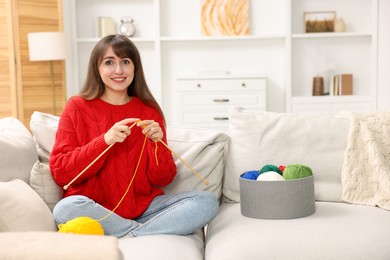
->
<box><xmin>239</xmin><ymin>175</ymin><xmax>315</xmax><ymax>219</ymax></box>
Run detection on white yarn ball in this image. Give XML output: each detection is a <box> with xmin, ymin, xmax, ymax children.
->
<box><xmin>256</xmin><ymin>171</ymin><xmax>285</xmax><ymax>181</ymax></box>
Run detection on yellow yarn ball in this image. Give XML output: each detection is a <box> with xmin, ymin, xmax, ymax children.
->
<box><xmin>58</xmin><ymin>216</ymin><xmax>104</xmax><ymax>236</ymax></box>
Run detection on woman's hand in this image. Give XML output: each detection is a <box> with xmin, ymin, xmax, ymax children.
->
<box><xmin>104</xmin><ymin>118</ymin><xmax>140</xmax><ymax>146</ymax></box>
<box><xmin>137</xmin><ymin>120</ymin><xmax>163</xmax><ymax>142</ymax></box>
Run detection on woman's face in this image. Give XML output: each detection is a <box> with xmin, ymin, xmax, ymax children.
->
<box><xmin>99</xmin><ymin>46</ymin><xmax>134</xmax><ymax>96</ymax></box>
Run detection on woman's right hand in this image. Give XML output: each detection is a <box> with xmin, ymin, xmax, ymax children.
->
<box><xmin>104</xmin><ymin>118</ymin><xmax>140</xmax><ymax>146</ymax></box>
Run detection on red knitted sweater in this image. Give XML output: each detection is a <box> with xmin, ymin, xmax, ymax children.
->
<box><xmin>49</xmin><ymin>96</ymin><xmax>177</xmax><ymax>219</ymax></box>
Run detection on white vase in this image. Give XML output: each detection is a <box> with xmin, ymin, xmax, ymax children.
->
<box><xmin>334</xmin><ymin>18</ymin><xmax>346</xmax><ymax>32</ymax></box>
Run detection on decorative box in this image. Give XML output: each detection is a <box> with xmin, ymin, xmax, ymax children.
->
<box><xmin>239</xmin><ymin>175</ymin><xmax>315</xmax><ymax>219</ymax></box>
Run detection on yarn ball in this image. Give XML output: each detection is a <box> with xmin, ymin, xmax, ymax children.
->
<box><xmin>278</xmin><ymin>165</ymin><xmax>286</xmax><ymax>172</ymax></box>
<box><xmin>58</xmin><ymin>216</ymin><xmax>104</xmax><ymax>236</ymax></box>
<box><xmin>283</xmin><ymin>164</ymin><xmax>313</xmax><ymax>180</ymax></box>
<box><xmin>241</xmin><ymin>170</ymin><xmax>260</xmax><ymax>180</ymax></box>
<box><xmin>259</xmin><ymin>164</ymin><xmax>283</xmax><ymax>176</ymax></box>
<box><xmin>256</xmin><ymin>171</ymin><xmax>285</xmax><ymax>181</ymax></box>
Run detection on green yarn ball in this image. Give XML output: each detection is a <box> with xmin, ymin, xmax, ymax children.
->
<box><xmin>283</xmin><ymin>164</ymin><xmax>313</xmax><ymax>180</ymax></box>
<box><xmin>259</xmin><ymin>164</ymin><xmax>283</xmax><ymax>176</ymax></box>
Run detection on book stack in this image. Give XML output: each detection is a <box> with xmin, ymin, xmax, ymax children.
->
<box><xmin>330</xmin><ymin>74</ymin><xmax>353</xmax><ymax>96</ymax></box>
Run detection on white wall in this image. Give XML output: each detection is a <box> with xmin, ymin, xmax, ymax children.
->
<box><xmin>378</xmin><ymin>0</ymin><xmax>390</xmax><ymax>110</ymax></box>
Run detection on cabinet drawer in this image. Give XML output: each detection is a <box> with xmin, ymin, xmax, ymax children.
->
<box><xmin>291</xmin><ymin>101</ymin><xmax>373</xmax><ymax>116</ymax></box>
<box><xmin>177</xmin><ymin>78</ymin><xmax>266</xmax><ymax>92</ymax></box>
<box><xmin>181</xmin><ymin>112</ymin><xmax>230</xmax><ymax>128</ymax></box>
<box><xmin>182</xmin><ymin>92</ymin><xmax>265</xmax><ymax>107</ymax></box>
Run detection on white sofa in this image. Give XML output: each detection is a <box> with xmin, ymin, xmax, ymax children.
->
<box><xmin>1</xmin><ymin>107</ymin><xmax>389</xmax><ymax>260</ymax></box>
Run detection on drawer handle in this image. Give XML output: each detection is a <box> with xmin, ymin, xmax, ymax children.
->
<box><xmin>213</xmin><ymin>117</ymin><xmax>229</xmax><ymax>121</ymax></box>
<box><xmin>197</xmin><ymin>83</ymin><xmax>201</xmax><ymax>88</ymax></box>
<box><xmin>213</xmin><ymin>99</ymin><xmax>230</xmax><ymax>102</ymax></box>
<box><xmin>241</xmin><ymin>83</ymin><xmax>246</xmax><ymax>87</ymax></box>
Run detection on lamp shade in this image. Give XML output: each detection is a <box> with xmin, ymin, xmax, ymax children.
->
<box><xmin>28</xmin><ymin>32</ymin><xmax>67</xmax><ymax>61</ymax></box>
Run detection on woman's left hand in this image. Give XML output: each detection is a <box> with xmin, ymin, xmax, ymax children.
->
<box><xmin>138</xmin><ymin>120</ymin><xmax>163</xmax><ymax>142</ymax></box>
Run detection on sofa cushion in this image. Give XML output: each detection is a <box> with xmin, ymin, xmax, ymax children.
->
<box><xmin>0</xmin><ymin>178</ymin><xmax>57</xmax><ymax>232</ymax></box>
<box><xmin>30</xmin><ymin>160</ymin><xmax>63</xmax><ymax>211</ymax></box>
<box><xmin>164</xmin><ymin>126</ymin><xmax>229</xmax><ymax>199</ymax></box>
<box><xmin>30</xmin><ymin>111</ymin><xmax>59</xmax><ymax>162</ymax></box>
<box><xmin>119</xmin><ymin>229</ymin><xmax>204</xmax><ymax>260</ymax></box>
<box><xmin>0</xmin><ymin>117</ymin><xmax>38</xmax><ymax>183</ymax></box>
<box><xmin>205</xmin><ymin>202</ymin><xmax>390</xmax><ymax>260</ymax></box>
<box><xmin>224</xmin><ymin>107</ymin><xmax>349</xmax><ymax>202</ymax></box>
<box><xmin>30</xmin><ymin>111</ymin><xmax>59</xmax><ymax>154</ymax></box>
<box><xmin>0</xmin><ymin>232</ymin><xmax>121</xmax><ymax>260</ymax></box>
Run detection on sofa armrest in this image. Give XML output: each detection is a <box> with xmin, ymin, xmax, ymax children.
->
<box><xmin>0</xmin><ymin>232</ymin><xmax>122</xmax><ymax>260</ymax></box>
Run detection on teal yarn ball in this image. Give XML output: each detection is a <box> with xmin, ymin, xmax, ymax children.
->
<box><xmin>259</xmin><ymin>164</ymin><xmax>283</xmax><ymax>176</ymax></box>
<box><xmin>283</xmin><ymin>164</ymin><xmax>313</xmax><ymax>180</ymax></box>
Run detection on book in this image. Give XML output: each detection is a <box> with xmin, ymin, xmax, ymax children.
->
<box><xmin>333</xmin><ymin>75</ymin><xmax>339</xmax><ymax>96</ymax></box>
<box><xmin>330</xmin><ymin>74</ymin><xmax>353</xmax><ymax>96</ymax></box>
<box><xmin>340</xmin><ymin>74</ymin><xmax>353</xmax><ymax>95</ymax></box>
<box><xmin>329</xmin><ymin>75</ymin><xmax>334</xmax><ymax>96</ymax></box>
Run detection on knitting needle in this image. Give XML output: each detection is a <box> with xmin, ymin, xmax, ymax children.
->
<box><xmin>157</xmin><ymin>138</ymin><xmax>209</xmax><ymax>186</ymax></box>
<box><xmin>63</xmin><ymin>121</ymin><xmax>139</xmax><ymax>190</ymax></box>
<box><xmin>138</xmin><ymin>121</ymin><xmax>209</xmax><ymax>186</ymax></box>
<box><xmin>63</xmin><ymin>121</ymin><xmax>209</xmax><ymax>189</ymax></box>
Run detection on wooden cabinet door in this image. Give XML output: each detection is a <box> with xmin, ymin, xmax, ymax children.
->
<box><xmin>0</xmin><ymin>0</ymin><xmax>65</xmax><ymax>126</ymax></box>
<box><xmin>0</xmin><ymin>0</ymin><xmax>17</xmax><ymax>118</ymax></box>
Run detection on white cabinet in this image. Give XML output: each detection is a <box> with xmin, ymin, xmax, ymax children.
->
<box><xmin>63</xmin><ymin>0</ymin><xmax>382</xmax><ymax>125</ymax></box>
<box><xmin>176</xmin><ymin>75</ymin><xmax>266</xmax><ymax>128</ymax></box>
<box><xmin>291</xmin><ymin>96</ymin><xmax>372</xmax><ymax>116</ymax></box>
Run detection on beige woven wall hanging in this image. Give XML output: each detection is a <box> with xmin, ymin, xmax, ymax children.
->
<box><xmin>201</xmin><ymin>0</ymin><xmax>250</xmax><ymax>36</ymax></box>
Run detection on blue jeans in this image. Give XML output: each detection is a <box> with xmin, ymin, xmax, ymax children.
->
<box><xmin>53</xmin><ymin>190</ymin><xmax>219</xmax><ymax>238</ymax></box>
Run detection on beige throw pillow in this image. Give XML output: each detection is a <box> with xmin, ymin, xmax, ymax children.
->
<box><xmin>30</xmin><ymin>111</ymin><xmax>59</xmax><ymax>154</ymax></box>
<box><xmin>0</xmin><ymin>178</ymin><xmax>57</xmax><ymax>232</ymax></box>
<box><xmin>163</xmin><ymin>126</ymin><xmax>229</xmax><ymax>199</ymax></box>
<box><xmin>30</xmin><ymin>160</ymin><xmax>63</xmax><ymax>211</ymax></box>
<box><xmin>0</xmin><ymin>117</ymin><xmax>38</xmax><ymax>183</ymax></box>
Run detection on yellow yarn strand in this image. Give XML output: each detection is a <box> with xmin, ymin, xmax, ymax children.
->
<box><xmin>62</xmin><ymin>121</ymin><xmax>139</xmax><ymax>191</ymax></box>
<box><xmin>97</xmin><ymin>135</ymin><xmax>148</xmax><ymax>221</ymax></box>
<box><xmin>154</xmin><ymin>142</ymin><xmax>159</xmax><ymax>165</ymax></box>
<box><xmin>58</xmin><ymin>135</ymin><xmax>147</xmax><ymax>235</ymax></box>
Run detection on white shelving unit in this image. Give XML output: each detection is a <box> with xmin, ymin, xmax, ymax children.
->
<box><xmin>287</xmin><ymin>0</ymin><xmax>378</xmax><ymax>115</ymax></box>
<box><xmin>63</xmin><ymin>0</ymin><xmax>380</xmax><ymax>124</ymax></box>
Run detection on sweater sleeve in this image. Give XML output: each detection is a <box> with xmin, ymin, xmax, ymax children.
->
<box><xmin>49</xmin><ymin>100</ymin><xmax>110</xmax><ymax>187</ymax></box>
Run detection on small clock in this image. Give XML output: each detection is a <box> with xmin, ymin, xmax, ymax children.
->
<box><xmin>119</xmin><ymin>17</ymin><xmax>136</xmax><ymax>37</ymax></box>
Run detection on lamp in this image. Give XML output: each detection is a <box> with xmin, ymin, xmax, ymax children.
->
<box><xmin>27</xmin><ymin>32</ymin><xmax>67</xmax><ymax>115</ymax></box>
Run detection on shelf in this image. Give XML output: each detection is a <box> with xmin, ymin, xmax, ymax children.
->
<box><xmin>76</xmin><ymin>37</ymin><xmax>156</xmax><ymax>43</ymax></box>
<box><xmin>291</xmin><ymin>95</ymin><xmax>373</xmax><ymax>103</ymax></box>
<box><xmin>176</xmin><ymin>73</ymin><xmax>267</xmax><ymax>80</ymax></box>
<box><xmin>160</xmin><ymin>34</ymin><xmax>285</xmax><ymax>42</ymax></box>
<box><xmin>292</xmin><ymin>32</ymin><xmax>372</xmax><ymax>39</ymax></box>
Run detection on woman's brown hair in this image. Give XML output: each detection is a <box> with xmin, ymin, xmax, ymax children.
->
<box><xmin>79</xmin><ymin>34</ymin><xmax>165</xmax><ymax>122</ymax></box>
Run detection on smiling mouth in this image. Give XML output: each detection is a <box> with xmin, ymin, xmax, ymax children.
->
<box><xmin>112</xmin><ymin>77</ymin><xmax>126</xmax><ymax>82</ymax></box>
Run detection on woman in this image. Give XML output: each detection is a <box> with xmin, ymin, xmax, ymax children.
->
<box><xmin>50</xmin><ymin>34</ymin><xmax>218</xmax><ymax>238</ymax></box>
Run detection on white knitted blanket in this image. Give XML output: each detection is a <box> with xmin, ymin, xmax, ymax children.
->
<box><xmin>341</xmin><ymin>111</ymin><xmax>390</xmax><ymax>210</ymax></box>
